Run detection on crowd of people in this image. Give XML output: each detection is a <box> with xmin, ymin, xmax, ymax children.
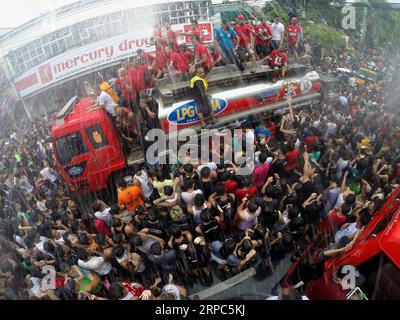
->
<box><xmin>94</xmin><ymin>15</ymin><xmax>305</xmax><ymax>149</ymax></box>
<box><xmin>0</xmin><ymin>11</ymin><xmax>398</xmax><ymax>300</ymax></box>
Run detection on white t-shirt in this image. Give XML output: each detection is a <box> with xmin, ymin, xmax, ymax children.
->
<box><xmin>246</xmin><ymin>130</ymin><xmax>255</xmax><ymax>146</ymax></box>
<box><xmin>197</xmin><ymin>162</ymin><xmax>218</xmax><ymax>174</ymax></box>
<box><xmin>98</xmin><ymin>91</ymin><xmax>116</xmax><ymax>117</ymax></box>
<box><xmin>94</xmin><ymin>207</ymin><xmax>112</xmax><ymax>226</ymax></box>
<box><xmin>40</xmin><ymin>167</ymin><xmax>57</xmax><ymax>183</ymax></box>
<box><xmin>135</xmin><ymin>171</ymin><xmax>153</xmax><ymax>199</ymax></box>
<box><xmin>182</xmin><ymin>189</ymin><xmax>203</xmax><ymax>206</ymax></box>
<box><xmin>335</xmin><ymin>222</ymin><xmax>358</xmax><ymax>243</ymax></box>
<box><xmin>19</xmin><ymin>176</ymin><xmax>34</xmax><ymax>193</ymax></box>
<box><xmin>339</xmin><ymin>96</ymin><xmax>348</xmax><ymax>107</ymax></box>
<box><xmin>325</xmin><ymin>122</ymin><xmax>337</xmax><ymax>137</ymax></box>
<box><xmin>163</xmin><ymin>284</ymin><xmax>181</xmax><ymax>300</ymax></box>
<box><xmin>271</xmin><ymin>22</ymin><xmax>285</xmax><ymax>41</ymax></box>
<box><xmin>336</xmin><ymin>159</ymin><xmax>349</xmax><ymax>180</ymax></box>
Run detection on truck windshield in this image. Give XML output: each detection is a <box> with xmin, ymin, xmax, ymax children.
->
<box><xmin>54</xmin><ymin>131</ymin><xmax>88</xmax><ymax>165</ymax></box>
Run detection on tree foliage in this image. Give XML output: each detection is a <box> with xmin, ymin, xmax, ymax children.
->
<box><xmin>304</xmin><ymin>23</ymin><xmax>346</xmax><ymax>51</ymax></box>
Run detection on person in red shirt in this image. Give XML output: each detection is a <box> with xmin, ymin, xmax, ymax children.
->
<box><xmin>262</xmin><ymin>46</ymin><xmax>288</xmax><ymax>82</ymax></box>
<box><xmin>178</xmin><ymin>19</ymin><xmax>204</xmax><ymax>43</ymax></box>
<box><xmin>255</xmin><ymin>19</ymin><xmax>273</xmax><ymax>58</ymax></box>
<box><xmin>136</xmin><ymin>49</ymin><xmax>158</xmax><ymax>87</ymax></box>
<box><xmin>115</xmin><ymin>67</ymin><xmax>136</xmax><ymax>111</ymax></box>
<box><xmin>152</xmin><ymin>23</ymin><xmax>168</xmax><ymax>77</ymax></box>
<box><xmin>165</xmin><ymin>47</ymin><xmax>189</xmax><ymax>75</ymax></box>
<box><xmin>304</xmin><ymin>131</ymin><xmax>319</xmax><ymax>152</ymax></box>
<box><xmin>166</xmin><ymin>23</ymin><xmax>180</xmax><ymax>52</ymax></box>
<box><xmin>128</xmin><ymin>58</ymin><xmax>147</xmax><ymax>97</ymax></box>
<box><xmin>305</xmin><ymin>270</ymin><xmax>347</xmax><ymax>300</ymax></box>
<box><xmin>234</xmin><ymin>15</ymin><xmax>257</xmax><ymax>73</ymax></box>
<box><xmin>136</xmin><ymin>49</ymin><xmax>156</xmax><ymax>72</ymax></box>
<box><xmin>209</xmin><ymin>43</ymin><xmax>223</xmax><ymax>67</ymax></box>
<box><xmin>235</xmin><ymin>176</ymin><xmax>258</xmax><ymax>204</ymax></box>
<box><xmin>287</xmin><ymin>17</ymin><xmax>302</xmax><ymax>63</ymax></box>
<box><xmin>191</xmin><ymin>36</ymin><xmax>213</xmax><ymax>73</ymax></box>
<box><xmin>180</xmin><ymin>44</ymin><xmax>195</xmax><ymax>66</ymax></box>
<box><xmin>284</xmin><ymin>140</ymin><xmax>300</xmax><ymax>174</ymax></box>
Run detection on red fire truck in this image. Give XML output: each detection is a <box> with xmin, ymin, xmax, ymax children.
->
<box><xmin>51</xmin><ymin>65</ymin><xmax>334</xmax><ymax>195</ymax></box>
<box><xmin>283</xmin><ymin>188</ymin><xmax>400</xmax><ymax>299</ymax></box>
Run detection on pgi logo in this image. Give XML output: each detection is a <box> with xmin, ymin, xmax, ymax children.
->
<box><xmin>168</xmin><ymin>98</ymin><xmax>228</xmax><ymax>125</ymax></box>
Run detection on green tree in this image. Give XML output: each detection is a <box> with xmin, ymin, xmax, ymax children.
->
<box><xmin>304</xmin><ymin>23</ymin><xmax>346</xmax><ymax>52</ymax></box>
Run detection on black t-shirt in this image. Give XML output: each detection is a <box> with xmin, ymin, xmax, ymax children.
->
<box><xmin>215</xmin><ymin>195</ymin><xmax>235</xmax><ymax>211</ymax></box>
<box><xmin>272</xmin><ymin>158</ymin><xmax>287</xmax><ymax>176</ymax></box>
<box><xmin>299</xmin><ymin>180</ymin><xmax>318</xmax><ymax>203</ymax></box>
<box><xmin>191</xmin><ymin>80</ymin><xmax>212</xmax><ymax>116</ymax></box>
<box><xmin>200</xmin><ymin>218</ymin><xmax>223</xmax><ymax>243</ymax></box>
<box><xmin>199</xmin><ymin>179</ymin><xmax>215</xmax><ymax>199</ymax></box>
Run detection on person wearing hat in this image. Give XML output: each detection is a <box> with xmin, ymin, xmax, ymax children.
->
<box><xmin>234</xmin><ymin>15</ymin><xmax>257</xmax><ymax>73</ymax></box>
<box><xmin>87</xmin><ymin>82</ymin><xmax>119</xmax><ymax>118</ymax></box>
<box><xmin>287</xmin><ymin>17</ymin><xmax>302</xmax><ymax>63</ymax></box>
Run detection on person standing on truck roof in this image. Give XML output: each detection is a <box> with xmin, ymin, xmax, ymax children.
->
<box><xmin>128</xmin><ymin>58</ymin><xmax>147</xmax><ymax>101</ymax></box>
<box><xmin>191</xmin><ymin>36</ymin><xmax>213</xmax><ymax>74</ymax></box>
<box><xmin>139</xmin><ymin>92</ymin><xmax>161</xmax><ymax>130</ymax></box>
<box><xmin>287</xmin><ymin>17</ymin><xmax>302</xmax><ymax>64</ymax></box>
<box><xmin>189</xmin><ymin>67</ymin><xmax>218</xmax><ymax>129</ymax></box>
<box><xmin>271</xmin><ymin>16</ymin><xmax>285</xmax><ymax>51</ymax></box>
<box><xmin>214</xmin><ymin>20</ymin><xmax>244</xmax><ymax>71</ymax></box>
<box><xmin>178</xmin><ymin>19</ymin><xmax>204</xmax><ymax>43</ymax></box>
<box><xmin>234</xmin><ymin>15</ymin><xmax>257</xmax><ymax>74</ymax></box>
<box><xmin>255</xmin><ymin>19</ymin><xmax>273</xmax><ymax>58</ymax></box>
<box><xmin>115</xmin><ymin>68</ymin><xmax>137</xmax><ymax>112</ymax></box>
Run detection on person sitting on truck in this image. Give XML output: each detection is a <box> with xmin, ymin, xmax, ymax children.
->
<box><xmin>117</xmin><ymin>178</ymin><xmax>145</xmax><ymax>213</ymax></box>
<box><xmin>189</xmin><ymin>67</ymin><xmax>218</xmax><ymax>129</ymax></box>
<box><xmin>87</xmin><ymin>84</ymin><xmax>119</xmax><ymax>122</ymax></box>
<box><xmin>261</xmin><ymin>46</ymin><xmax>288</xmax><ymax>83</ymax></box>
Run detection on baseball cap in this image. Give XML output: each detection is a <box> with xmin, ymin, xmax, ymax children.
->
<box><xmin>237</xmin><ymin>15</ymin><xmax>244</xmax><ymax>21</ymax></box>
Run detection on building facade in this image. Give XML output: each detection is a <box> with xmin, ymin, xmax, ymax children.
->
<box><xmin>0</xmin><ymin>0</ymin><xmax>213</xmax><ymax>117</ymax></box>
